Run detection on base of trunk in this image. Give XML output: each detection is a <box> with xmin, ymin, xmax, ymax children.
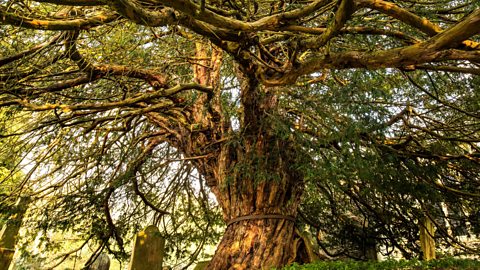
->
<box><xmin>208</xmin><ymin>218</ymin><xmax>297</xmax><ymax>270</ymax></box>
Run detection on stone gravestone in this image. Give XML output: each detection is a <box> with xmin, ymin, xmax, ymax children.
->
<box><xmin>129</xmin><ymin>225</ymin><xmax>165</xmax><ymax>270</ymax></box>
<box><xmin>419</xmin><ymin>216</ymin><xmax>436</xmax><ymax>261</ymax></box>
<box><xmin>89</xmin><ymin>253</ymin><xmax>110</xmax><ymax>270</ymax></box>
<box><xmin>0</xmin><ymin>196</ymin><xmax>30</xmax><ymax>270</ymax></box>
<box><xmin>193</xmin><ymin>261</ymin><xmax>210</xmax><ymax>270</ymax></box>
<box><xmin>0</xmin><ymin>247</ymin><xmax>14</xmax><ymax>270</ymax></box>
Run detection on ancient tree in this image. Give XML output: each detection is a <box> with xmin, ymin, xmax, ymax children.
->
<box><xmin>0</xmin><ymin>0</ymin><xmax>479</xmax><ymax>269</ymax></box>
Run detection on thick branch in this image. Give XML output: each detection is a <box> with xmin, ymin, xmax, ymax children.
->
<box><xmin>150</xmin><ymin>0</ymin><xmax>333</xmax><ymax>31</ymax></box>
<box><xmin>33</xmin><ymin>0</ymin><xmax>106</xmax><ymax>5</ymax></box>
<box><xmin>307</xmin><ymin>0</ymin><xmax>355</xmax><ymax>48</ymax></box>
<box><xmin>94</xmin><ymin>65</ymin><xmax>170</xmax><ymax>89</ymax></box>
<box><xmin>428</xmin><ymin>8</ymin><xmax>480</xmax><ymax>50</ymax></box>
<box><xmin>0</xmin><ymin>7</ymin><xmax>118</xmax><ymax>30</ymax></box>
<box><xmin>356</xmin><ymin>0</ymin><xmax>480</xmax><ymax>49</ymax></box>
<box><xmin>107</xmin><ymin>1</ymin><xmax>176</xmax><ymax>26</ymax></box>
<box><xmin>356</xmin><ymin>0</ymin><xmax>442</xmax><ymax>36</ymax></box>
<box><xmin>265</xmin><ymin>42</ymin><xmax>480</xmax><ymax>85</ymax></box>
<box><xmin>11</xmin><ymin>83</ymin><xmax>210</xmax><ymax>112</ymax></box>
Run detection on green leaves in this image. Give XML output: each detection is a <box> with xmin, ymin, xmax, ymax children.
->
<box><xmin>282</xmin><ymin>258</ymin><xmax>480</xmax><ymax>270</ymax></box>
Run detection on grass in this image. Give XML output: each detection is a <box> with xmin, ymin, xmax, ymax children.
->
<box><xmin>281</xmin><ymin>258</ymin><xmax>480</xmax><ymax>270</ymax></box>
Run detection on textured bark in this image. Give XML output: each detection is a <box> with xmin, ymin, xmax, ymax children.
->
<box><xmin>147</xmin><ymin>41</ymin><xmax>305</xmax><ymax>269</ymax></box>
<box><xmin>204</xmin><ymin>66</ymin><xmax>304</xmax><ymax>268</ymax></box>
<box><xmin>209</xmin><ymin>218</ymin><xmax>297</xmax><ymax>269</ymax></box>
<box><xmin>207</xmin><ymin>145</ymin><xmax>304</xmax><ymax>269</ymax></box>
<box><xmin>205</xmin><ymin>127</ymin><xmax>304</xmax><ymax>269</ymax></box>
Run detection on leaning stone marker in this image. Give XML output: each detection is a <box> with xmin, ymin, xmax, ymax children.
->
<box><xmin>0</xmin><ymin>247</ymin><xmax>14</xmax><ymax>270</ymax></box>
<box><xmin>193</xmin><ymin>261</ymin><xmax>210</xmax><ymax>270</ymax></box>
<box><xmin>0</xmin><ymin>196</ymin><xmax>30</xmax><ymax>270</ymax></box>
<box><xmin>419</xmin><ymin>217</ymin><xmax>436</xmax><ymax>261</ymax></box>
<box><xmin>128</xmin><ymin>225</ymin><xmax>165</xmax><ymax>270</ymax></box>
<box><xmin>89</xmin><ymin>253</ymin><xmax>110</xmax><ymax>270</ymax></box>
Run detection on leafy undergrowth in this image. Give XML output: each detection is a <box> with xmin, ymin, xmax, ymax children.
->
<box><xmin>281</xmin><ymin>258</ymin><xmax>480</xmax><ymax>270</ymax></box>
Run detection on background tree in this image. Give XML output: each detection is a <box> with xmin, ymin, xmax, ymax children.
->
<box><xmin>0</xmin><ymin>0</ymin><xmax>479</xmax><ymax>269</ymax></box>
<box><xmin>296</xmin><ymin>69</ymin><xmax>480</xmax><ymax>260</ymax></box>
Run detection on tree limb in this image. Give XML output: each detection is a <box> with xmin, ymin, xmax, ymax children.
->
<box><xmin>0</xmin><ymin>6</ymin><xmax>118</xmax><ymax>30</ymax></box>
<box><xmin>356</xmin><ymin>0</ymin><xmax>480</xmax><ymax>49</ymax></box>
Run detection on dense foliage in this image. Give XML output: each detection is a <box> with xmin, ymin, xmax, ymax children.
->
<box><xmin>282</xmin><ymin>258</ymin><xmax>480</xmax><ymax>270</ymax></box>
<box><xmin>296</xmin><ymin>70</ymin><xmax>480</xmax><ymax>259</ymax></box>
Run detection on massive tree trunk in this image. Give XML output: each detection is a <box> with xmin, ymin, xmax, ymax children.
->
<box><xmin>209</xmin><ymin>216</ymin><xmax>298</xmax><ymax>269</ymax></box>
<box><xmin>207</xmin><ymin>134</ymin><xmax>304</xmax><ymax>269</ymax></box>
<box><xmin>205</xmin><ymin>69</ymin><xmax>304</xmax><ymax>269</ymax></box>
<box><xmin>148</xmin><ymin>42</ymin><xmax>305</xmax><ymax>269</ymax></box>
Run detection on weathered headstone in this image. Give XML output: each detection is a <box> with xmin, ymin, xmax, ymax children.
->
<box><xmin>89</xmin><ymin>253</ymin><xmax>110</xmax><ymax>270</ymax></box>
<box><xmin>0</xmin><ymin>196</ymin><xmax>30</xmax><ymax>270</ymax></box>
<box><xmin>0</xmin><ymin>247</ymin><xmax>15</xmax><ymax>270</ymax></box>
<box><xmin>128</xmin><ymin>225</ymin><xmax>165</xmax><ymax>270</ymax></box>
<box><xmin>419</xmin><ymin>216</ymin><xmax>436</xmax><ymax>261</ymax></box>
<box><xmin>193</xmin><ymin>261</ymin><xmax>210</xmax><ymax>270</ymax></box>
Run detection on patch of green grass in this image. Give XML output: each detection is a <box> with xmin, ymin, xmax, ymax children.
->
<box><xmin>280</xmin><ymin>258</ymin><xmax>480</xmax><ymax>270</ymax></box>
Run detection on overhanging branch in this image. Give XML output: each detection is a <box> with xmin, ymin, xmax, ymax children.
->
<box><xmin>356</xmin><ymin>0</ymin><xmax>480</xmax><ymax>49</ymax></box>
<box><xmin>0</xmin><ymin>6</ymin><xmax>118</xmax><ymax>30</ymax></box>
<box><xmin>107</xmin><ymin>1</ymin><xmax>176</xmax><ymax>26</ymax></box>
<box><xmin>33</xmin><ymin>0</ymin><xmax>106</xmax><ymax>5</ymax></box>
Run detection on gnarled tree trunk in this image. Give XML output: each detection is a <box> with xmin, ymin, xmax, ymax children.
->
<box><xmin>204</xmin><ymin>68</ymin><xmax>304</xmax><ymax>269</ymax></box>
<box><xmin>207</xmin><ymin>135</ymin><xmax>304</xmax><ymax>269</ymax></box>
<box><xmin>148</xmin><ymin>41</ymin><xmax>305</xmax><ymax>269</ymax></box>
<box><xmin>210</xmin><ymin>217</ymin><xmax>297</xmax><ymax>269</ymax></box>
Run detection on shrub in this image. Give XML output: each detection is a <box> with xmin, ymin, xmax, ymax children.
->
<box><xmin>281</xmin><ymin>258</ymin><xmax>480</xmax><ymax>270</ymax></box>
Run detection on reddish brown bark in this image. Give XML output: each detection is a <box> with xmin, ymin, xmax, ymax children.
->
<box><xmin>206</xmin><ymin>135</ymin><xmax>304</xmax><ymax>269</ymax></box>
<box><xmin>208</xmin><ymin>218</ymin><xmax>298</xmax><ymax>269</ymax></box>
<box><xmin>149</xmin><ymin>41</ymin><xmax>305</xmax><ymax>269</ymax></box>
<box><xmin>204</xmin><ymin>67</ymin><xmax>304</xmax><ymax>268</ymax></box>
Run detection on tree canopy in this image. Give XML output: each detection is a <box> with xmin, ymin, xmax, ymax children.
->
<box><xmin>0</xmin><ymin>0</ymin><xmax>479</xmax><ymax>269</ymax></box>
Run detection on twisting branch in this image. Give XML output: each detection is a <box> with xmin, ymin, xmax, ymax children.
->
<box><xmin>355</xmin><ymin>0</ymin><xmax>480</xmax><ymax>49</ymax></box>
<box><xmin>131</xmin><ymin>138</ymin><xmax>171</xmax><ymax>216</ymax></box>
<box><xmin>9</xmin><ymin>83</ymin><xmax>211</xmax><ymax>112</ymax></box>
<box><xmin>33</xmin><ymin>0</ymin><xmax>106</xmax><ymax>5</ymax></box>
<box><xmin>107</xmin><ymin>1</ymin><xmax>176</xmax><ymax>26</ymax></box>
<box><xmin>127</xmin><ymin>0</ymin><xmax>334</xmax><ymax>31</ymax></box>
<box><xmin>0</xmin><ymin>6</ymin><xmax>118</xmax><ymax>30</ymax></box>
<box><xmin>266</xmin><ymin>41</ymin><xmax>480</xmax><ymax>85</ymax></box>
<box><xmin>305</xmin><ymin>0</ymin><xmax>356</xmax><ymax>49</ymax></box>
<box><xmin>103</xmin><ymin>187</ymin><xmax>124</xmax><ymax>252</ymax></box>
